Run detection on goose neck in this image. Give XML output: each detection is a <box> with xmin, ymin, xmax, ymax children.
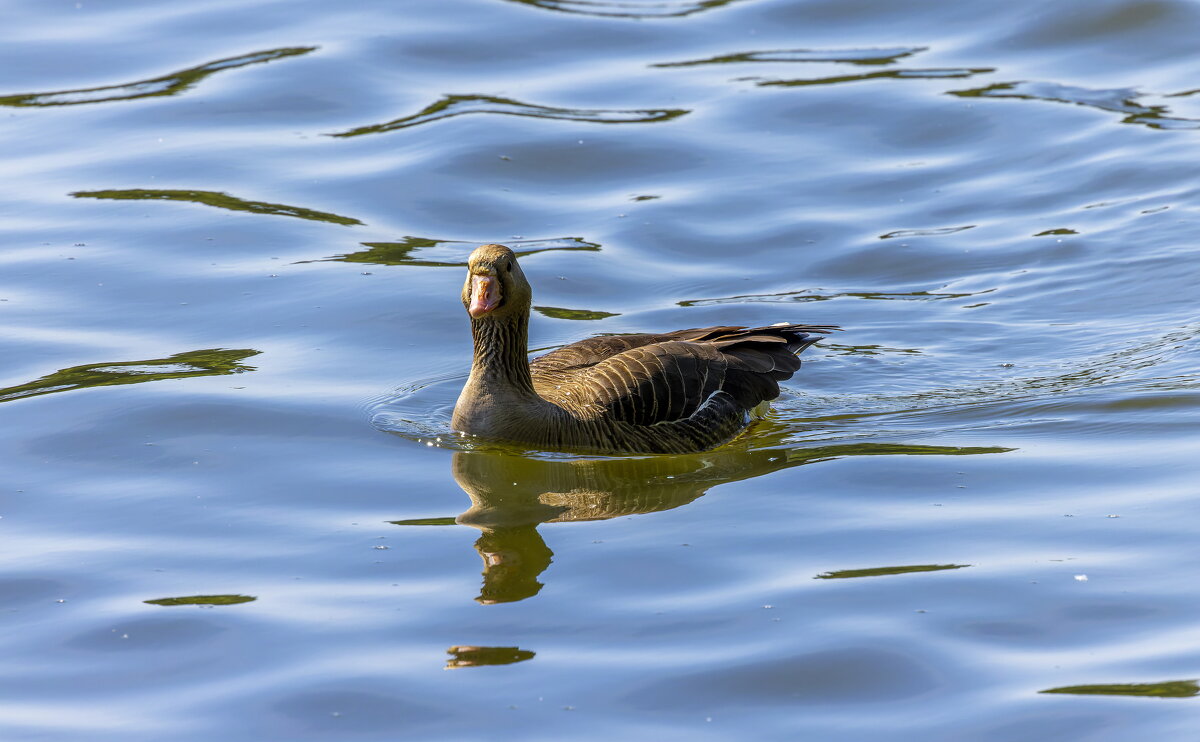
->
<box><xmin>469</xmin><ymin>312</ymin><xmax>536</xmax><ymax>394</ymax></box>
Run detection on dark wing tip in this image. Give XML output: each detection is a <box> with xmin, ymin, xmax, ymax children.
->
<box><xmin>769</xmin><ymin>323</ymin><xmax>841</xmax><ymax>333</ymax></box>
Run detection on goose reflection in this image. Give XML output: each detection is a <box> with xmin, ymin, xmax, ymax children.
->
<box><xmin>449</xmin><ymin>449</ymin><xmax>726</xmax><ymax>603</ymax></box>
<box><xmin>394</xmin><ymin>441</ymin><xmax>1010</xmax><ymax>604</ymax></box>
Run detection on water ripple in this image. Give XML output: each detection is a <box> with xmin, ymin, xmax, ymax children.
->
<box><xmin>880</xmin><ymin>225</ymin><xmax>976</xmax><ymax>239</ymax></box>
<box><xmin>371</xmin><ymin>369</ymin><xmax>1012</xmax><ymax>461</ymax></box>
<box><xmin>757</xmin><ymin>68</ymin><xmax>993</xmax><ymax>88</ymax></box>
<box><xmin>0</xmin><ymin>47</ymin><xmax>315</xmax><ymax>107</ymax></box>
<box><xmin>329</xmin><ymin>94</ymin><xmax>688</xmax><ymax>137</ymax></box>
<box><xmin>680</xmin><ymin>286</ymin><xmax>992</xmax><ymax>306</ymax></box>
<box><xmin>949</xmin><ymin>81</ymin><xmax>1200</xmax><ymax>131</ymax></box>
<box><xmin>0</xmin><ymin>348</ymin><xmax>259</xmax><ymax>403</ymax></box>
<box><xmin>144</xmin><ymin>595</ymin><xmax>256</xmax><ymax>607</ymax></box>
<box><xmin>533</xmin><ymin>306</ymin><xmax>620</xmax><ymax>320</ymax></box>
<box><xmin>785</xmin><ymin>325</ymin><xmax>1200</xmax><ymax>440</ymax></box>
<box><xmin>71</xmin><ymin>189</ymin><xmax>363</xmax><ymax>225</ymax></box>
<box><xmin>653</xmin><ymin>46</ymin><xmax>928</xmax><ymax>68</ymax></box>
<box><xmin>310</xmin><ymin>236</ymin><xmax>599</xmax><ymax>267</ymax></box>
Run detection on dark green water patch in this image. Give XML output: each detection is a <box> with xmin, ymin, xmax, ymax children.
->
<box><xmin>329</xmin><ymin>94</ymin><xmax>688</xmax><ymax>137</ymax></box>
<box><xmin>0</xmin><ymin>47</ymin><xmax>315</xmax><ymax>107</ymax></box>
<box><xmin>72</xmin><ymin>189</ymin><xmax>362</xmax><ymax>225</ymax></box>
<box><xmin>1035</xmin><ymin>228</ymin><xmax>1079</xmax><ymax>236</ymax></box>
<box><xmin>655</xmin><ymin>46</ymin><xmax>927</xmax><ymax>68</ymax></box>
<box><xmin>0</xmin><ymin>348</ymin><xmax>259</xmax><ymax>403</ymax></box>
<box><xmin>1039</xmin><ymin>680</ymin><xmax>1199</xmax><ymax>698</ymax></box>
<box><xmin>757</xmin><ymin>68</ymin><xmax>992</xmax><ymax>89</ymax></box>
<box><xmin>316</xmin><ymin>236</ymin><xmax>599</xmax><ymax>267</ymax></box>
<box><xmin>390</xmin><ymin>517</ymin><xmax>458</xmax><ymax>527</ymax></box>
<box><xmin>445</xmin><ymin>645</ymin><xmax>535</xmax><ymax>669</ymax></box>
<box><xmin>816</xmin><ymin>564</ymin><xmax>971</xmax><ymax>580</ymax></box>
<box><xmin>145</xmin><ymin>595</ymin><xmax>257</xmax><ymax>607</ymax></box>
<box><xmin>534</xmin><ymin>306</ymin><xmax>619</xmax><ymax>320</ymax></box>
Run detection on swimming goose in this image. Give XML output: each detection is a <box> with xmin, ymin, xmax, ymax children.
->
<box><xmin>451</xmin><ymin>244</ymin><xmax>835</xmax><ymax>454</ymax></box>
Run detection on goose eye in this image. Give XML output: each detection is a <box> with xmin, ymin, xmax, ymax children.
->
<box><xmin>505</xmin><ymin>263</ymin><xmax>513</xmax><ymax>273</ymax></box>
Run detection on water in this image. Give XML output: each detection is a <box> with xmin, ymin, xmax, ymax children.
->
<box><xmin>2</xmin><ymin>0</ymin><xmax>1198</xmax><ymax>738</ymax></box>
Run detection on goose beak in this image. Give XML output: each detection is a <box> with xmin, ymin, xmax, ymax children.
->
<box><xmin>468</xmin><ymin>274</ymin><xmax>501</xmax><ymax>318</ymax></box>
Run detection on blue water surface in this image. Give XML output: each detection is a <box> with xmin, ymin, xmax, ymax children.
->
<box><xmin>1</xmin><ymin>0</ymin><xmax>1199</xmax><ymax>739</ymax></box>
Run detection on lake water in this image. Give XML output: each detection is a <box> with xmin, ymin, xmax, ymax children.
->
<box><xmin>2</xmin><ymin>0</ymin><xmax>1199</xmax><ymax>739</ymax></box>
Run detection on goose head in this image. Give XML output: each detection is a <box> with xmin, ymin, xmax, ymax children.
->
<box><xmin>462</xmin><ymin>244</ymin><xmax>532</xmax><ymax>321</ymax></box>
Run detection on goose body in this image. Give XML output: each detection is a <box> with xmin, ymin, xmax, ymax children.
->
<box><xmin>452</xmin><ymin>244</ymin><xmax>835</xmax><ymax>454</ymax></box>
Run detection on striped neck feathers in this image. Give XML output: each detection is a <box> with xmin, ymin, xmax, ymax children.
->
<box><xmin>469</xmin><ymin>309</ymin><xmax>536</xmax><ymax>395</ymax></box>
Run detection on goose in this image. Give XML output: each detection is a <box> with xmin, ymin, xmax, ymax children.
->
<box><xmin>451</xmin><ymin>244</ymin><xmax>836</xmax><ymax>454</ymax></box>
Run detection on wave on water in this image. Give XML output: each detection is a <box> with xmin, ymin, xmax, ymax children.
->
<box><xmin>782</xmin><ymin>323</ymin><xmax>1200</xmax><ymax>442</ymax></box>
<box><xmin>755</xmin><ymin>68</ymin><xmax>993</xmax><ymax>88</ymax></box>
<box><xmin>653</xmin><ymin>46</ymin><xmax>929</xmax><ymax>68</ymax></box>
<box><xmin>0</xmin><ymin>348</ymin><xmax>259</xmax><ymax>404</ymax></box>
<box><xmin>306</xmin><ymin>236</ymin><xmax>600</xmax><ymax>267</ymax></box>
<box><xmin>500</xmin><ymin>0</ymin><xmax>749</xmax><ymax>19</ymax></box>
<box><xmin>329</xmin><ymin>94</ymin><xmax>688</xmax><ymax>137</ymax></box>
<box><xmin>949</xmin><ymin>80</ymin><xmax>1200</xmax><ymax>131</ymax></box>
<box><xmin>71</xmin><ymin>188</ymin><xmax>364</xmax><ymax>226</ymax></box>
<box><xmin>0</xmin><ymin>47</ymin><xmax>315</xmax><ymax>107</ymax></box>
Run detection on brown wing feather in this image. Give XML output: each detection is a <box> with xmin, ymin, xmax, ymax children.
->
<box><xmin>543</xmin><ymin>341</ymin><xmax>720</xmax><ymax>425</ymax></box>
<box><xmin>532</xmin><ymin>324</ymin><xmax>835</xmax><ymax>427</ymax></box>
<box><xmin>529</xmin><ymin>326</ymin><xmax>755</xmax><ymax>374</ymax></box>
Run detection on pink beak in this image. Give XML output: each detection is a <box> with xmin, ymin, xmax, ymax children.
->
<box><xmin>468</xmin><ymin>274</ymin><xmax>501</xmax><ymax>318</ymax></box>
